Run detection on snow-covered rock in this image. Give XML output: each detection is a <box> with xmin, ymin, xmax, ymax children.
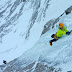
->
<box><xmin>0</xmin><ymin>0</ymin><xmax>72</xmax><ymax>72</ymax></box>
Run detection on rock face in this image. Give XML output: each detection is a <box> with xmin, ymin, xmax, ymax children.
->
<box><xmin>0</xmin><ymin>60</ymin><xmax>62</xmax><ymax>72</ymax></box>
<box><xmin>41</xmin><ymin>17</ymin><xmax>60</xmax><ymax>35</ymax></box>
<box><xmin>65</xmin><ymin>6</ymin><xmax>72</xmax><ymax>15</ymax></box>
<box><xmin>0</xmin><ymin>0</ymin><xmax>24</xmax><ymax>42</ymax></box>
<box><xmin>25</xmin><ymin>0</ymin><xmax>51</xmax><ymax>39</ymax></box>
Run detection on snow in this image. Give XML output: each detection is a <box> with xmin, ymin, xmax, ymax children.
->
<box><xmin>0</xmin><ymin>0</ymin><xmax>72</xmax><ymax>72</ymax></box>
<box><xmin>45</xmin><ymin>0</ymin><xmax>72</xmax><ymax>21</ymax></box>
<box><xmin>19</xmin><ymin>12</ymin><xmax>72</xmax><ymax>72</ymax></box>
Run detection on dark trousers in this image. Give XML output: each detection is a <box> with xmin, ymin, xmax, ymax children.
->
<box><xmin>50</xmin><ymin>39</ymin><xmax>58</xmax><ymax>43</ymax></box>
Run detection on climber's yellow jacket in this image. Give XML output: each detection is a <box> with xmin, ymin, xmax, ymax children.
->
<box><xmin>56</xmin><ymin>26</ymin><xmax>68</xmax><ymax>38</ymax></box>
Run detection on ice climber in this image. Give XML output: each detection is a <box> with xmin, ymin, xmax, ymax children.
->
<box><xmin>49</xmin><ymin>23</ymin><xmax>71</xmax><ymax>46</ymax></box>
